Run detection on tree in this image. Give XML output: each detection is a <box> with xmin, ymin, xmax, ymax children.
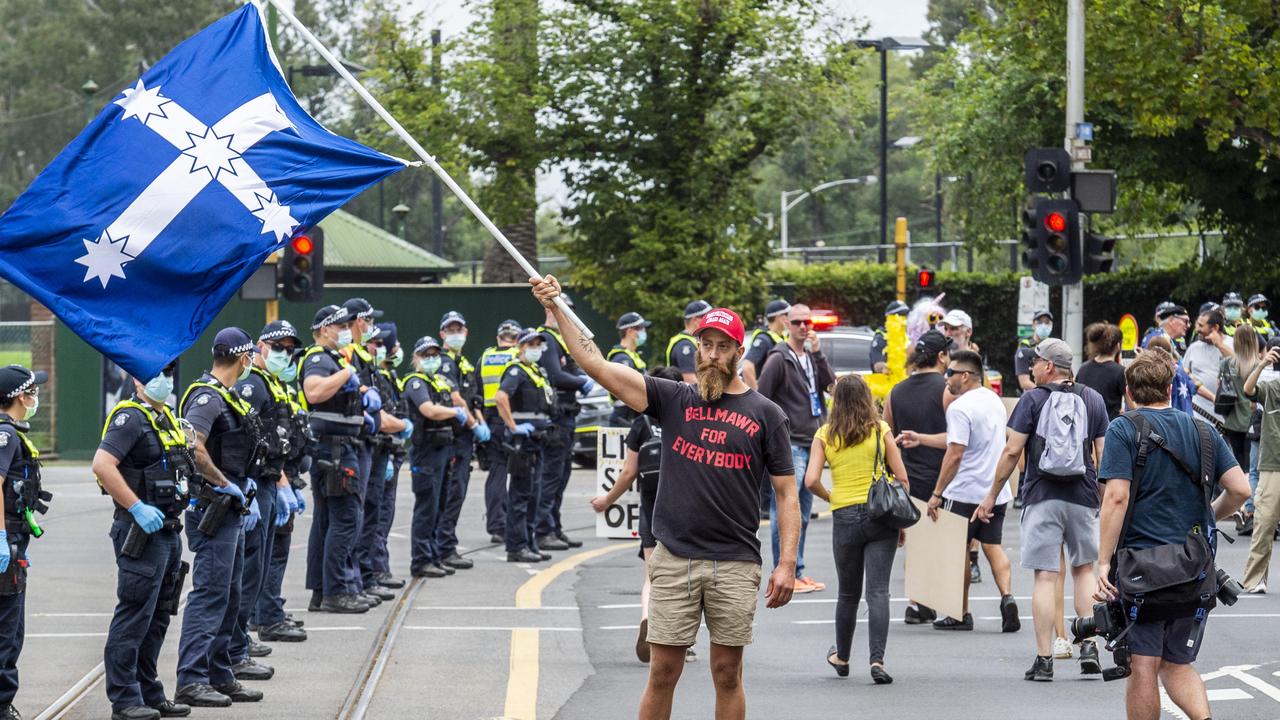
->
<box><xmin>545</xmin><ymin>0</ymin><xmax>863</xmax><ymax>338</ymax></box>
<box><xmin>921</xmin><ymin>1</ymin><xmax>1280</xmax><ymax>255</ymax></box>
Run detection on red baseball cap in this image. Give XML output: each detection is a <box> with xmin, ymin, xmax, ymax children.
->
<box><xmin>694</xmin><ymin>308</ymin><xmax>745</xmax><ymax>346</ymax></box>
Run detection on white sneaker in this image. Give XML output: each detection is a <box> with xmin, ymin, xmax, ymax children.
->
<box><xmin>1248</xmin><ymin>581</ymin><xmax>1267</xmax><ymax>594</ymax></box>
<box><xmin>1053</xmin><ymin>636</ymin><xmax>1073</xmax><ymax>659</ymax></box>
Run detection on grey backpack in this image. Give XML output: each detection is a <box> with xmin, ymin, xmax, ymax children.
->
<box><xmin>1033</xmin><ymin>383</ymin><xmax>1088</xmax><ymax>479</ymax></box>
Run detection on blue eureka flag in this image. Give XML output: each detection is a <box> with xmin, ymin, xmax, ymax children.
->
<box><xmin>0</xmin><ymin>4</ymin><xmax>407</xmax><ymax>380</ymax></box>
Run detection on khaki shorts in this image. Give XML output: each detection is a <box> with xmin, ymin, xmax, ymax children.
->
<box><xmin>645</xmin><ymin>542</ymin><xmax>762</xmax><ymax>647</ymax></box>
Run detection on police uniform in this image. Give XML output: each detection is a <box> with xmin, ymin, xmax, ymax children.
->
<box><xmin>744</xmin><ymin>328</ymin><xmax>785</xmax><ymax>372</ymax></box>
<box><xmin>439</xmin><ymin>342</ymin><xmax>480</xmax><ymax>567</ymax></box>
<box><xmin>366</xmin><ymin>322</ymin><xmax>409</xmax><ymax>590</ymax></box>
<box><xmin>339</xmin><ymin>299</ymin><xmax>384</xmax><ymax>602</ymax></box>
<box><xmin>300</xmin><ymin>307</ymin><xmax>368</xmax><ymax>613</ymax></box>
<box><xmin>498</xmin><ymin>355</ymin><xmax>555</xmax><ymax>556</ymax></box>
<box><xmin>176</xmin><ymin>355</ymin><xmax>264</xmax><ymax>700</ymax></box>
<box><xmin>356</xmin><ymin>326</ymin><xmax>402</xmax><ymax>597</ymax></box>
<box><xmin>99</xmin><ymin>393</ymin><xmax>191</xmax><ymax>716</ymax></box>
<box><xmin>534</xmin><ymin>324</ymin><xmax>588</xmax><ymax>547</ymax></box>
<box><xmin>0</xmin><ymin>367</ymin><xmax>49</xmax><ymax>719</ymax></box>
<box><xmin>479</xmin><ymin>334</ymin><xmax>520</xmax><ymax>539</ymax></box>
<box><xmin>606</xmin><ymin>346</ymin><xmax>645</xmax><ymax>425</ymax></box>
<box><xmin>665</xmin><ymin>299</ymin><xmax>712</xmax><ymax>376</ymax></box>
<box><xmin>400</xmin><ymin>343</ymin><xmax>459</xmax><ymax>576</ymax></box>
<box><xmin>1248</xmin><ymin>295</ymin><xmax>1276</xmax><ymax>342</ymax></box>
<box><xmin>257</xmin><ymin>376</ymin><xmax>310</xmax><ymax>638</ymax></box>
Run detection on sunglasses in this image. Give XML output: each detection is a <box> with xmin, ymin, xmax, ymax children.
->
<box><xmin>267</xmin><ymin>342</ymin><xmax>296</xmax><ymax>353</ymax></box>
<box><xmin>790</xmin><ymin>319</ymin><xmax>812</xmax><ymax>327</ymax></box>
<box><xmin>944</xmin><ymin>368</ymin><xmax>974</xmax><ymax>378</ymax></box>
<box><xmin>22</xmin><ymin>387</ymin><xmax>38</xmax><ymax>397</ymax></box>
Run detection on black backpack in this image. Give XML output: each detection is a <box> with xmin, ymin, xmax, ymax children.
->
<box><xmin>637</xmin><ymin>419</ymin><xmax>662</xmax><ymax>486</ymax></box>
<box><xmin>1112</xmin><ymin>411</ymin><xmax>1220</xmax><ymax>622</ymax></box>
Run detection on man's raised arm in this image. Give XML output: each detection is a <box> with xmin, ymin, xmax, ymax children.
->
<box><xmin>529</xmin><ymin>275</ymin><xmax>649</xmax><ymax>412</ymax></box>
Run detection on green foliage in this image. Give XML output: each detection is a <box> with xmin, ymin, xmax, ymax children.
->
<box><xmin>545</xmin><ymin>0</ymin><xmax>864</xmax><ymax>341</ymax></box>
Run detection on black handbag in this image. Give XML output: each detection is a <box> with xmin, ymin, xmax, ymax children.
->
<box><xmin>1213</xmin><ymin>359</ymin><xmax>1239</xmax><ymax>417</ymax></box>
<box><xmin>866</xmin><ymin>425</ymin><xmax>920</xmax><ymax>530</ymax></box>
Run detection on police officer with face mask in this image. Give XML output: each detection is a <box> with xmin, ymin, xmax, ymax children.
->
<box><xmin>365</xmin><ymin>323</ymin><xmax>412</xmax><ymax>591</ymax></box>
<box><xmin>1248</xmin><ymin>294</ymin><xmax>1275</xmax><ymax>342</ymax></box>
<box><xmin>175</xmin><ymin>328</ymin><xmax>264</xmax><ymax>708</ymax></box>
<box><xmin>437</xmin><ymin>311</ymin><xmax>488</xmax><ymax>571</ymax></box>
<box><xmin>401</xmin><ymin>337</ymin><xmax>470</xmax><ymax>577</ymax></box>
<box><xmin>496</xmin><ymin>330</ymin><xmax>557</xmax><ymax>563</ymax></box>
<box><xmin>536</xmin><ymin>297</ymin><xmax>592</xmax><ymax>552</ymax></box>
<box><xmin>1015</xmin><ymin>309</ymin><xmax>1054</xmax><ymax>392</ymax></box>
<box><xmin>353</xmin><ymin>323</ymin><xmax>403</xmax><ymax>602</ymax></box>
<box><xmin>0</xmin><ymin>366</ymin><xmax>48</xmax><ymax>720</ymax></box>
<box><xmin>93</xmin><ymin>362</ymin><xmax>192</xmax><ymax>720</ymax></box>
<box><xmin>479</xmin><ymin>321</ymin><xmax>522</xmax><ymax>543</ymax></box>
<box><xmin>301</xmin><ymin>306</ymin><xmax>372</xmax><ymax>614</ymax></box>
<box><xmin>607</xmin><ymin>312</ymin><xmax>651</xmax><ymax>425</ymax></box>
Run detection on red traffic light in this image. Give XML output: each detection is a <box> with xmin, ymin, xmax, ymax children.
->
<box><xmin>917</xmin><ymin>268</ymin><xmax>936</xmax><ymax>289</ymax></box>
<box><xmin>291</xmin><ymin>235</ymin><xmax>314</xmax><ymax>255</ymax></box>
<box><xmin>1044</xmin><ymin>212</ymin><xmax>1067</xmax><ymax>233</ymax></box>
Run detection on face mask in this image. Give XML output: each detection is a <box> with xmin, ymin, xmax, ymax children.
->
<box><xmin>143</xmin><ymin>374</ymin><xmax>173</xmax><ymax>403</ymax></box>
<box><xmin>420</xmin><ymin>356</ymin><xmax>442</xmax><ymax>375</ymax></box>
<box><xmin>361</xmin><ymin>327</ymin><xmax>375</xmax><ymax>343</ymax></box>
<box><xmin>278</xmin><ymin>362</ymin><xmax>298</xmax><ymax>384</ymax></box>
<box><xmin>1255</xmin><ymin>309</ymin><xmax>1270</xmax><ymax>321</ymax></box>
<box><xmin>391</xmin><ymin>348</ymin><xmax>405</xmax><ymax>368</ymax></box>
<box><xmin>444</xmin><ymin>333</ymin><xmax>466</xmax><ymax>351</ymax></box>
<box><xmin>22</xmin><ymin>395</ymin><xmax>37</xmax><ymax>421</ymax></box>
<box><xmin>1225</xmin><ymin>307</ymin><xmax>1243</xmax><ymax>322</ymax></box>
<box><xmin>375</xmin><ymin>346</ymin><xmax>387</xmax><ymax>364</ymax></box>
<box><xmin>265</xmin><ymin>349</ymin><xmax>291</xmax><ymax>377</ymax></box>
<box><xmin>524</xmin><ymin>348</ymin><xmax>544</xmax><ymax>364</ymax></box>
<box><xmin>238</xmin><ymin>357</ymin><xmax>253</xmax><ymax>382</ymax></box>
<box><xmin>1034</xmin><ymin>323</ymin><xmax>1053</xmax><ymax>339</ymax></box>
<box><xmin>636</xmin><ymin>330</ymin><xmax>648</xmax><ymax>347</ymax></box>
<box><xmin>336</xmin><ymin>328</ymin><xmax>354</xmax><ymax>347</ymax></box>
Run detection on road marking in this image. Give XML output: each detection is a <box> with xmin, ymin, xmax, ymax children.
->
<box><xmin>31</xmin><ymin>612</ymin><xmax>113</xmax><ymax>618</ymax></box>
<box><xmin>597</xmin><ymin>603</ymin><xmax>642</xmax><ymax>609</ymax></box>
<box><xmin>305</xmin><ymin>626</ymin><xmax>367</xmax><ymax>632</ymax></box>
<box><xmin>600</xmin><ymin>625</ymin><xmax>641</xmax><ymax>631</ymax></box>
<box><xmin>28</xmin><ymin>632</ymin><xmax>108</xmax><ymax>639</ymax></box>
<box><xmin>1205</xmin><ymin>688</ymin><xmax>1252</xmax><ymax>701</ymax></box>
<box><xmin>413</xmin><ymin>606</ymin><xmax>579</xmax><ymax>611</ymax></box>
<box><xmin>405</xmin><ymin>626</ymin><xmax>582</xmax><ymax>632</ymax></box>
<box><xmin>504</xmin><ymin>542</ymin><xmax>633</xmax><ymax>720</ymax></box>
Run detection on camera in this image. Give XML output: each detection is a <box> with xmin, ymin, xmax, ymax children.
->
<box><xmin>1071</xmin><ymin>601</ymin><xmax>1131</xmax><ymax>682</ymax></box>
<box><xmin>1217</xmin><ymin>568</ymin><xmax>1243</xmax><ymax>606</ymax></box>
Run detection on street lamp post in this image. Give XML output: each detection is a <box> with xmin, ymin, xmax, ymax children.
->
<box><xmin>855</xmin><ymin>37</ymin><xmax>929</xmax><ymax>262</ymax></box>
<box><xmin>80</xmin><ymin>79</ymin><xmax>99</xmax><ymax>127</ymax></box>
<box><xmin>779</xmin><ymin>176</ymin><xmax>877</xmax><ymax>253</ymax></box>
<box><xmin>391</xmin><ymin>203</ymin><xmax>411</xmax><ymax>240</ymax></box>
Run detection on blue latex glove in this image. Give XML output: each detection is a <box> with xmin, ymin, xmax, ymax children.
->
<box><xmin>453</xmin><ymin>407</ymin><xmax>469</xmax><ymax>425</ymax></box>
<box><xmin>275</xmin><ymin>486</ymin><xmax>294</xmax><ymax>526</ymax></box>
<box><xmin>244</xmin><ymin>497</ymin><xmax>261</xmax><ymax>533</ymax></box>
<box><xmin>513</xmin><ymin>422</ymin><xmax>535</xmax><ymax>436</ymax></box>
<box><xmin>342</xmin><ymin>369</ymin><xmax>360</xmax><ymax>392</ymax></box>
<box><xmin>212</xmin><ymin>482</ymin><xmax>246</xmax><ymax>505</ymax></box>
<box><xmin>473</xmin><ymin>423</ymin><xmax>492</xmax><ymax>443</ymax></box>
<box><xmin>293</xmin><ymin>487</ymin><xmax>306</xmax><ymax>515</ymax></box>
<box><xmin>363</xmin><ymin>412</ymin><xmax>376</xmax><ymax>434</ymax></box>
<box><xmin>128</xmin><ymin>500</ymin><xmax>166</xmax><ymax>534</ymax></box>
<box><xmin>362</xmin><ymin>387</ymin><xmax>382</xmax><ymax>412</ymax></box>
<box><xmin>384</xmin><ymin>462</ymin><xmax>395</xmax><ymax>482</ymax></box>
<box><xmin>0</xmin><ymin>531</ymin><xmax>9</xmax><ymax>574</ymax></box>
<box><xmin>396</xmin><ymin>420</ymin><xmax>414</xmax><ymax>441</ymax></box>
<box><xmin>580</xmin><ymin>378</ymin><xmax>596</xmax><ymax>396</ymax></box>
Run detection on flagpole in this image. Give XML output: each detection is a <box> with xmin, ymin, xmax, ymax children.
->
<box><xmin>263</xmin><ymin>0</ymin><xmax>593</xmax><ymax>339</ymax></box>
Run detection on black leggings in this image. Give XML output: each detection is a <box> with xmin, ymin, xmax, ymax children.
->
<box><xmin>832</xmin><ymin>504</ymin><xmax>898</xmax><ymax>664</ymax></box>
<box><xmin>1223</xmin><ymin>429</ymin><xmax>1251</xmax><ymax>472</ymax></box>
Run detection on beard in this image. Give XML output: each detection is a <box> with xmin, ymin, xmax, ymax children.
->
<box><xmin>696</xmin><ymin>353</ymin><xmax>738</xmax><ymax>403</ymax></box>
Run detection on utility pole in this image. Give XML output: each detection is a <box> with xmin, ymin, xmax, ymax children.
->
<box><xmin>1063</xmin><ymin>0</ymin><xmax>1086</xmax><ymax>368</ymax></box>
<box><xmin>430</xmin><ymin>29</ymin><xmax>445</xmax><ymax>258</ymax></box>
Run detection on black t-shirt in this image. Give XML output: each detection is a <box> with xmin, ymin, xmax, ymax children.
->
<box><xmin>626</xmin><ymin>415</ymin><xmax>658</xmax><ymax>504</ymax></box>
<box><xmin>1076</xmin><ymin>360</ymin><xmax>1127</xmax><ymax>421</ymax></box>
<box><xmin>235</xmin><ymin>371</ymin><xmax>274</xmax><ymax>416</ymax></box>
<box><xmin>183</xmin><ymin>375</ymin><xmax>231</xmax><ymax>439</ymax></box>
<box><xmin>888</xmin><ymin>371</ymin><xmax>948</xmax><ymax>500</ymax></box>
<box><xmin>642</xmin><ymin>375</ymin><xmax>793</xmax><ymax>563</ymax></box>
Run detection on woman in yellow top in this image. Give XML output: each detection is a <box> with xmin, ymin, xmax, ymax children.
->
<box><xmin>805</xmin><ymin>374</ymin><xmax>909</xmax><ymax>685</ymax></box>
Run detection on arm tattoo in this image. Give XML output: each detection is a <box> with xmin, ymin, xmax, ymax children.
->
<box><xmin>577</xmin><ymin>336</ymin><xmax>601</xmax><ymax>359</ymax></box>
<box><xmin>193</xmin><ymin>432</ymin><xmax>229</xmax><ymax>487</ymax></box>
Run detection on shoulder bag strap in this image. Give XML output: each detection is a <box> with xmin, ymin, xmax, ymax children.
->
<box><xmin>872</xmin><ymin>424</ymin><xmax>886</xmax><ymax>482</ymax></box>
<box><xmin>1116</xmin><ymin>411</ymin><xmax>1152</xmax><ymax>561</ymax></box>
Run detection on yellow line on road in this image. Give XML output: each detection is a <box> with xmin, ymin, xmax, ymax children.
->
<box><xmin>502</xmin><ymin>542</ymin><xmax>634</xmax><ymax>720</ymax></box>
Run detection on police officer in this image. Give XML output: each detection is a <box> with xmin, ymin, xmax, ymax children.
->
<box><xmin>479</xmin><ymin>320</ymin><xmax>522</xmax><ymax>543</ymax></box>
<box><xmin>367</xmin><ymin>323</ymin><xmax>412</xmax><ymax>590</ymax></box>
<box><xmin>665</xmin><ymin>300</ymin><xmax>712</xmax><ymax>383</ymax></box>
<box><xmin>401</xmin><ymin>337</ymin><xmax>470</xmax><ymax>577</ymax></box>
<box><xmin>300</xmin><ymin>306</ymin><xmax>370</xmax><ymax>615</ymax></box>
<box><xmin>606</xmin><ymin>312</ymin><xmax>650</xmax><ymax>426</ymax></box>
<box><xmin>1248</xmin><ymin>294</ymin><xmax>1275</xmax><ymax>341</ymax></box>
<box><xmin>743</xmin><ymin>300</ymin><xmax>790</xmax><ymax>389</ymax></box>
<box><xmin>437</xmin><ymin>311</ymin><xmax>489</xmax><ymax>570</ymax></box>
<box><xmin>93</xmin><ymin>362</ymin><xmax>191</xmax><ymax>720</ymax></box>
<box><xmin>495</xmin><ymin>330</ymin><xmax>556</xmax><ymax>563</ymax></box>
<box><xmin>1223</xmin><ymin>292</ymin><xmax>1246</xmax><ymax>335</ymax></box>
<box><xmin>232</xmin><ymin>322</ymin><xmax>306</xmax><ymax>655</ymax></box>
<box><xmin>176</xmin><ymin>329</ymin><xmax>263</xmax><ymax>707</ymax></box>
<box><xmin>353</xmin><ymin>322</ymin><xmax>405</xmax><ymax>601</ymax></box>
<box><xmin>0</xmin><ymin>366</ymin><xmax>48</xmax><ymax>720</ymax></box>
<box><xmin>536</xmin><ymin>298</ymin><xmax>593</xmax><ymax>551</ymax></box>
<box><xmin>1014</xmin><ymin>309</ymin><xmax>1054</xmax><ymax>392</ymax></box>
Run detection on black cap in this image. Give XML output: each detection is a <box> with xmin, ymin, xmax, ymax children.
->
<box><xmin>376</xmin><ymin>322</ymin><xmax>398</xmax><ymax>349</ymax></box>
<box><xmin>440</xmin><ymin>311</ymin><xmax>467</xmax><ymax>330</ymax></box>
<box><xmin>497</xmin><ymin>319</ymin><xmax>522</xmax><ymax>337</ymax></box>
<box><xmin>1157</xmin><ymin>304</ymin><xmax>1188</xmax><ymax>320</ymax></box>
<box><xmin>259</xmin><ymin>320</ymin><xmax>301</xmax><ymax>344</ymax></box>
<box><xmin>764</xmin><ymin>300</ymin><xmax>791</xmax><ymax>319</ymax></box>
<box><xmin>212</xmin><ymin>327</ymin><xmax>256</xmax><ymax>358</ymax></box>
<box><xmin>1032</xmin><ymin>308</ymin><xmax>1053</xmax><ymax>321</ymax></box>
<box><xmin>342</xmin><ymin>297</ymin><xmax>383</xmax><ymax>320</ymax></box>
<box><xmin>914</xmin><ymin>329</ymin><xmax>954</xmax><ymax>355</ymax></box>
<box><xmin>616</xmin><ymin>312</ymin><xmax>652</xmax><ymax>331</ymax></box>
<box><xmin>517</xmin><ymin>328</ymin><xmax>543</xmax><ymax>345</ymax></box>
<box><xmin>311</xmin><ymin>304</ymin><xmax>348</xmax><ymax>330</ymax></box>
<box><xmin>1223</xmin><ymin>292</ymin><xmax>1244</xmax><ymax>307</ymax></box>
<box><xmin>1249</xmin><ymin>294</ymin><xmax>1270</xmax><ymax>308</ymax></box>
<box><xmin>1198</xmin><ymin>301</ymin><xmax>1220</xmax><ymax>316</ymax></box>
<box><xmin>885</xmin><ymin>300</ymin><xmax>909</xmax><ymax>317</ymax></box>
<box><xmin>412</xmin><ymin>336</ymin><xmax>441</xmax><ymax>355</ymax></box>
<box><xmin>0</xmin><ymin>365</ymin><xmax>46</xmax><ymax>401</ymax></box>
<box><xmin>684</xmin><ymin>300</ymin><xmax>712</xmax><ymax>320</ymax></box>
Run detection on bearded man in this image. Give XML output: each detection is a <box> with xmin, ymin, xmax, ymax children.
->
<box><xmin>528</xmin><ymin>275</ymin><xmax>799</xmax><ymax>720</ymax></box>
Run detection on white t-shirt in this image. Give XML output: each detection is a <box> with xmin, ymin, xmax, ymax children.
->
<box><xmin>943</xmin><ymin>386</ymin><xmax>1013</xmax><ymax>505</ymax></box>
<box><xmin>1182</xmin><ymin>338</ymin><xmax>1231</xmax><ymax>420</ymax></box>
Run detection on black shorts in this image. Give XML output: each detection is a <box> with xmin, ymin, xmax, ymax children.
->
<box><xmin>943</xmin><ymin>498</ymin><xmax>1006</xmax><ymax>546</ymax></box>
<box><xmin>1127</xmin><ymin>616</ymin><xmax>1206</xmax><ymax>664</ymax></box>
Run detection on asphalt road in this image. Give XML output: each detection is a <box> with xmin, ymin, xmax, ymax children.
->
<box><xmin>18</xmin><ymin>463</ymin><xmax>1280</xmax><ymax>720</ymax></box>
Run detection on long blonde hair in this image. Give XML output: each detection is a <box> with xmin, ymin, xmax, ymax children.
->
<box><xmin>1235</xmin><ymin>324</ymin><xmax>1261</xmax><ymax>376</ymax></box>
<box><xmin>825</xmin><ymin>374</ymin><xmax>879</xmax><ymax>450</ymax></box>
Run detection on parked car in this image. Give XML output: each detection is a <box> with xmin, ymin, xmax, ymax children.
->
<box><xmin>573</xmin><ymin>384</ymin><xmax>612</xmax><ymax>468</ymax></box>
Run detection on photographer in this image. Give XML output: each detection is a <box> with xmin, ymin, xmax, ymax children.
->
<box><xmin>1095</xmin><ymin>349</ymin><xmax>1250</xmax><ymax>720</ymax></box>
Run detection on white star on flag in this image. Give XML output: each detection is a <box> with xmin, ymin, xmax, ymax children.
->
<box><xmin>74</xmin><ymin>232</ymin><xmax>131</xmax><ymax>288</ymax></box>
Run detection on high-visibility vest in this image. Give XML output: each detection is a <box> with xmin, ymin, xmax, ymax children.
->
<box><xmin>665</xmin><ymin>332</ymin><xmax>697</xmax><ymax>366</ymax></box>
<box><xmin>607</xmin><ymin>346</ymin><xmax>647</xmax><ymax>371</ymax></box>
<box><xmin>480</xmin><ymin>346</ymin><xmax>519</xmax><ymax>408</ymax></box>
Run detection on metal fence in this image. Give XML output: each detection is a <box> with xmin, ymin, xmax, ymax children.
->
<box><xmin>0</xmin><ymin>320</ymin><xmax>57</xmax><ymax>454</ymax></box>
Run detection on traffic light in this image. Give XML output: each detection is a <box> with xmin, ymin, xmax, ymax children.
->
<box><xmin>1024</xmin><ymin>148</ymin><xmax>1072</xmax><ymax>193</ymax></box>
<box><xmin>1084</xmin><ymin>229</ymin><xmax>1116</xmax><ymax>275</ymax></box>
<box><xmin>916</xmin><ymin>267</ymin><xmax>936</xmax><ymax>290</ymax></box>
<box><xmin>281</xmin><ymin>226</ymin><xmax>324</xmax><ymax>302</ymax></box>
<box><xmin>1022</xmin><ymin>198</ymin><xmax>1082</xmax><ymax>286</ymax></box>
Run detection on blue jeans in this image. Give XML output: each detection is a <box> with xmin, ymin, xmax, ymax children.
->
<box><xmin>771</xmin><ymin>444</ymin><xmax>813</xmax><ymax>578</ymax></box>
<box><xmin>1248</xmin><ymin>440</ymin><xmax>1261</xmax><ymax>513</ymax></box>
